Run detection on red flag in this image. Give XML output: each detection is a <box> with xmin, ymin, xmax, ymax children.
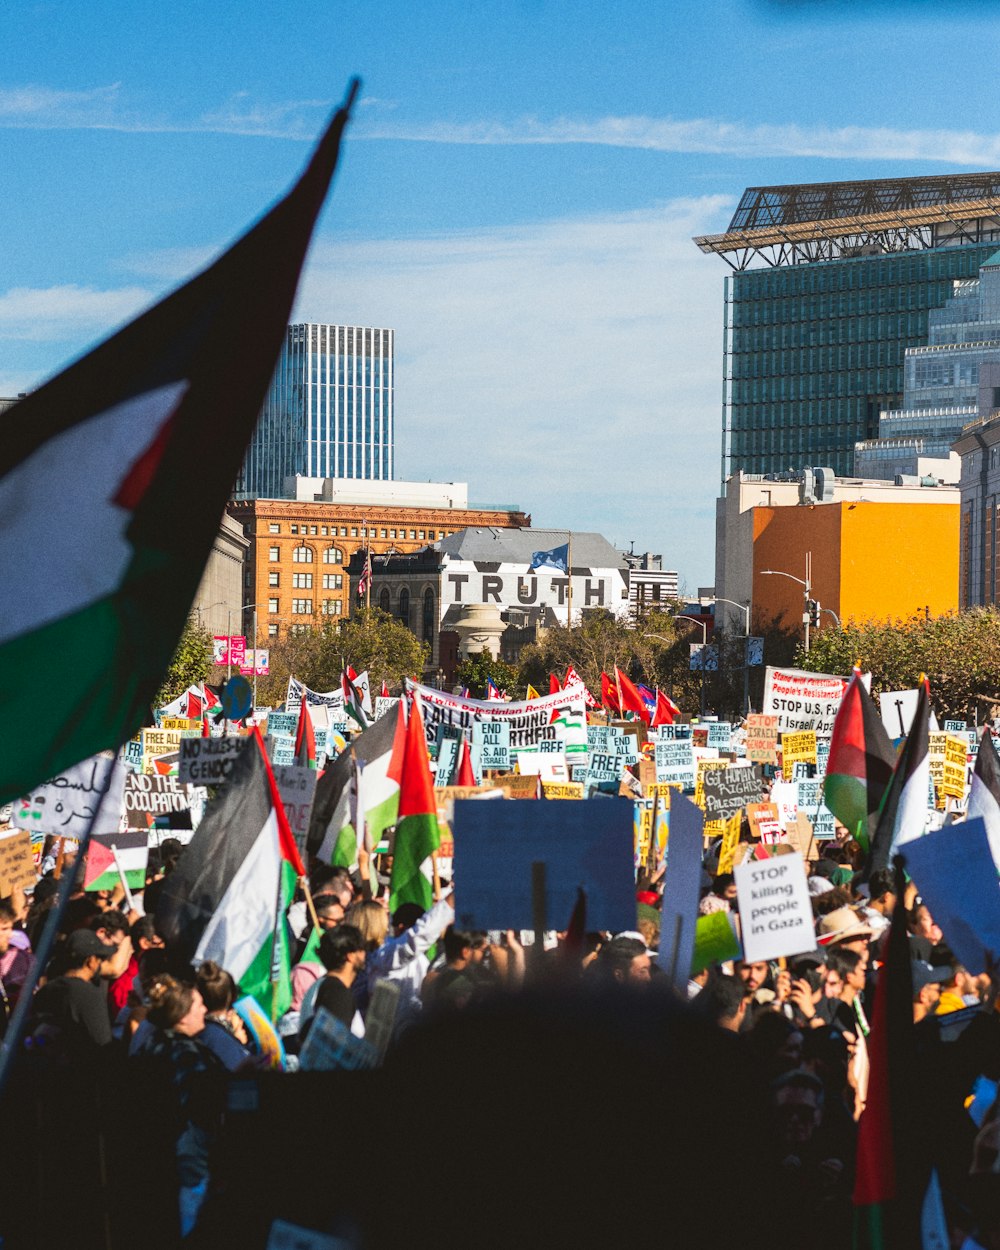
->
<box><xmin>652</xmin><ymin>690</ymin><xmax>677</xmax><ymax>727</ymax></box>
<box><xmin>380</xmin><ymin>679</ymin><xmax>390</xmax><ymax>699</ymax></box>
<box><xmin>564</xmin><ymin>664</ymin><xmax>596</xmax><ymax>709</ymax></box>
<box><xmin>600</xmin><ymin>672</ymin><xmax>620</xmax><ymax>714</ymax></box>
<box><xmin>615</xmin><ymin>665</ymin><xmax>651</xmax><ymax>724</ymax></box>
<box><xmin>548</xmin><ymin>673</ymin><xmax>561</xmax><ymax>695</ymax></box>
<box><xmin>294</xmin><ymin>699</ymin><xmax>317</xmax><ymax>769</ymax></box>
<box><xmin>201</xmin><ymin>715</ymin><xmax>211</xmax><ymax>738</ymax></box>
<box><xmin>455</xmin><ymin>737</ymin><xmax>476</xmax><ymax>786</ymax></box>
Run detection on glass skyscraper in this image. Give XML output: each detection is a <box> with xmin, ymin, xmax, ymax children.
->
<box><xmin>695</xmin><ymin>174</ymin><xmax>1000</xmax><ymax>479</ymax></box>
<box><xmin>236</xmin><ymin>323</ymin><xmax>394</xmax><ymax>498</ymax></box>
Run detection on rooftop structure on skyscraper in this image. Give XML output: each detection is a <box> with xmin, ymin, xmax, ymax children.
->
<box><xmin>695</xmin><ymin>173</ymin><xmax>1000</xmax><ymax>481</ymax></box>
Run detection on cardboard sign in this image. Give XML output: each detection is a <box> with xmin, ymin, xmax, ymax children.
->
<box><xmin>14</xmin><ymin>754</ymin><xmax>126</xmax><ymax>839</ymax></box>
<box><xmin>123</xmin><ymin>774</ymin><xmax>191</xmax><ymax>829</ymax></box>
<box><xmin>298</xmin><ymin>1007</ymin><xmax>377</xmax><ymax>1073</ymax></box>
<box><xmin>691</xmin><ymin>910</ymin><xmax>741</xmax><ymax>975</ymax></box>
<box><xmin>0</xmin><ymin>830</ymin><xmax>36</xmax><ymax>894</ymax></box>
<box><xmin>746</xmin><ymin>802</ymin><xmax>783</xmax><ymax>843</ymax></box>
<box><xmin>693</xmin><ymin>759</ymin><xmax>728</xmax><ymax>809</ymax></box>
<box><xmin>763</xmin><ymin>667</ymin><xmax>852</xmax><ymax>737</ymax></box>
<box><xmin>474</xmin><ymin>719</ymin><xmax>512</xmax><ymax>772</ymax></box>
<box><xmin>716</xmin><ymin>810</ymin><xmax>743</xmax><ymax>874</ymax></box>
<box><xmin>485</xmin><ymin>773</ymin><xmax>538</xmax><ymax>799</ymax></box>
<box><xmin>781</xmin><ymin>730</ymin><xmax>817</xmax><ymax>768</ymax></box>
<box><xmin>266</xmin><ymin>712</ymin><xmax>298</xmax><ymax>738</ymax></box>
<box><xmin>272</xmin><ymin>765</ymin><xmax>319</xmax><ymax>855</ymax></box>
<box><xmin>701</xmin><ymin>764</ymin><xmax>763</xmax><ymax>822</ymax></box>
<box><xmin>451</xmin><ymin>798</ymin><xmax>635</xmax><ymax>932</ymax></box>
<box><xmin>434</xmin><ymin>735</ymin><xmax>460</xmax><ymax>787</ymax></box>
<box><xmin>706</xmin><ymin>722</ymin><xmax>732</xmax><ymax>752</ymax></box>
<box><xmin>655</xmin><ymin>738</ymin><xmax>695</xmax><ymax>786</ymax></box>
<box><xmin>735</xmin><ymin>853</ymin><xmax>814</xmax><ymax>963</ymax></box>
<box><xmin>541</xmin><ymin>782</ymin><xmax>585</xmax><ymax>800</ymax></box>
<box><xmin>374</xmin><ymin>696</ymin><xmax>400</xmax><ymax>722</ymax></box>
<box><xmin>745</xmin><ymin>714</ymin><xmax>779</xmax><ymax>765</ymax></box>
<box><xmin>879</xmin><ymin>688</ymin><xmax>920</xmax><ymax>739</ymax></box>
<box><xmin>407</xmin><ymin>680</ymin><xmax>585</xmax><ymax>753</ymax></box>
<box><xmin>178</xmin><ymin>736</ymin><xmax>248</xmax><ymax>785</ymax></box>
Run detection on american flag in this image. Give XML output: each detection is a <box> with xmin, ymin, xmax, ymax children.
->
<box><xmin>357</xmin><ymin>547</ymin><xmax>373</xmax><ymax>599</ymax></box>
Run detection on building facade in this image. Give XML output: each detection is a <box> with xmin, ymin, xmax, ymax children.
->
<box><xmin>716</xmin><ymin>469</ymin><xmax>960</xmax><ymax>637</ymax></box>
<box><xmin>348</xmin><ymin>528</ymin><xmax>631</xmax><ymax>682</ymax></box>
<box><xmin>952</xmin><ymin>414</ymin><xmax>1000</xmax><ymax>607</ymax></box>
<box><xmin>856</xmin><ymin>249</ymin><xmax>1000</xmax><ymax>478</ymax></box>
<box><xmin>621</xmin><ymin>550</ymin><xmax>679</xmax><ymax>615</ymax></box>
<box><xmin>228</xmin><ymin>496</ymin><xmax>530</xmax><ymax>643</ymax></box>
<box><xmin>236</xmin><ymin>323</ymin><xmax>394</xmax><ymax>498</ymax></box>
<box><xmin>191</xmin><ymin>513</ymin><xmax>250</xmax><ymax>638</ymax></box>
<box><xmin>695</xmin><ymin>174</ymin><xmax>1000</xmax><ymax>480</ymax></box>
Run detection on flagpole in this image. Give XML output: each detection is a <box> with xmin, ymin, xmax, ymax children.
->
<box><xmin>566</xmin><ymin>530</ymin><xmax>573</xmax><ymax>629</ymax></box>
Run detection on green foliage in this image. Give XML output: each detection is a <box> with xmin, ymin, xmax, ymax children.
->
<box><xmin>256</xmin><ymin>609</ymin><xmax>429</xmax><ymax>706</ymax></box>
<box><xmin>796</xmin><ymin>609</ymin><xmax>1000</xmax><ymax>722</ymax></box>
<box><xmin>154</xmin><ymin>615</ymin><xmax>213</xmax><ymax>707</ymax></box>
<box><xmin>454</xmin><ymin>653</ymin><xmax>520</xmax><ymax>698</ymax></box>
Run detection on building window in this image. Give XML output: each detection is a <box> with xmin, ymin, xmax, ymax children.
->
<box><xmin>268</xmin><ymin>523</ymin><xmax>280</xmax><ymax>534</ymax></box>
<box><xmin>291</xmin><ymin>525</ymin><xmax>298</xmax><ymax>534</ymax></box>
<box><xmin>321</xmin><ymin>526</ymin><xmax>328</xmax><ymax>535</ymax></box>
<box><xmin>423</xmin><ymin>588</ymin><xmax>435</xmax><ymax>641</ymax></box>
<box><xmin>418</xmin><ymin>531</ymin><xmax>425</xmax><ymax>540</ymax></box>
<box><xmin>268</xmin><ymin>597</ymin><xmax>279</xmax><ymax>613</ymax></box>
<box><xmin>351</xmin><ymin>527</ymin><xmax>358</xmax><ymax>537</ymax></box>
<box><xmin>309</xmin><ymin>525</ymin><xmax>317</xmax><ymax>535</ymax></box>
<box><xmin>290</xmin><ymin>624</ymin><xmax>308</xmax><ymax>636</ymax></box>
<box><xmin>389</xmin><ymin>529</ymin><xmax>397</xmax><ymax>539</ymax></box>
<box><xmin>268</xmin><ymin>624</ymin><xmax>278</xmax><ymax>637</ymax></box>
<box><xmin>292</xmin><ymin>599</ymin><xmax>313</xmax><ymax>614</ymax></box>
<box><xmin>292</xmin><ymin>546</ymin><xmax>313</xmax><ymax>563</ymax></box>
<box><xmin>340</xmin><ymin>527</ymin><xmax>347</xmax><ymax>536</ymax></box>
<box><xmin>409</xmin><ymin>530</ymin><xmax>416</xmax><ymax>540</ymax></box>
<box><xmin>292</xmin><ymin>573</ymin><xmax>313</xmax><ymax>589</ymax></box>
<box><xmin>268</xmin><ymin>571</ymin><xmax>279</xmax><ymax>587</ymax></box>
<box><xmin>323</xmin><ymin>546</ymin><xmax>343</xmax><ymax>564</ymax></box>
<box><xmin>380</xmin><ymin>528</ymin><xmax>387</xmax><ymax>538</ymax></box>
<box><xmin>322</xmin><ymin>573</ymin><xmax>343</xmax><ymax>589</ymax></box>
<box><xmin>321</xmin><ymin>598</ymin><xmax>342</xmax><ymax>616</ymax></box>
<box><xmin>398</xmin><ymin>588</ymin><xmax>410</xmax><ymax>626</ymax></box>
<box><xmin>268</xmin><ymin>546</ymin><xmax>279</xmax><ymax>561</ymax></box>
<box><xmin>379</xmin><ymin>587</ymin><xmax>391</xmax><ymax>612</ymax></box>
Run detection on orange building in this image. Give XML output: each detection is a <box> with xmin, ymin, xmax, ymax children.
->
<box><xmin>750</xmin><ymin>499</ymin><xmax>959</xmax><ymax>635</ymax></box>
<box><xmin>228</xmin><ymin>495</ymin><xmax>530</xmax><ymax>642</ymax></box>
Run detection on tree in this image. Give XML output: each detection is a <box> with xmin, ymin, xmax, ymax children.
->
<box><xmin>256</xmin><ymin>609</ymin><xmax>429</xmax><ymax>706</ymax></box>
<box><xmin>154</xmin><ymin>615</ymin><xmax>213</xmax><ymax>708</ymax></box>
<box><xmin>796</xmin><ymin>608</ymin><xmax>1000</xmax><ymax>722</ymax></box>
<box><xmin>455</xmin><ymin>653</ymin><xmax>520</xmax><ymax>698</ymax></box>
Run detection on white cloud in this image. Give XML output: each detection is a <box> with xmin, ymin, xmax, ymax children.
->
<box><xmin>295</xmin><ymin>197</ymin><xmax>733</xmax><ymax>587</ymax></box>
<box><xmin>359</xmin><ymin>114</ymin><xmax>1000</xmax><ymax>168</ymax></box>
<box><xmin>0</xmin><ymin>284</ymin><xmax>153</xmax><ymax>341</ymax></box>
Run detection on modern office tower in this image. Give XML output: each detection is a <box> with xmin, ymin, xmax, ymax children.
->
<box><xmin>236</xmin><ymin>323</ymin><xmax>393</xmax><ymax>498</ymax></box>
<box><xmin>694</xmin><ymin>174</ymin><xmax>1000</xmax><ymax>479</ymax></box>
<box><xmin>856</xmin><ymin>249</ymin><xmax>1000</xmax><ymax>479</ymax></box>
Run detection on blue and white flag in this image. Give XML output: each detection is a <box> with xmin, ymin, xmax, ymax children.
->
<box><xmin>529</xmin><ymin>543</ymin><xmax>569</xmax><ymax>574</ymax></box>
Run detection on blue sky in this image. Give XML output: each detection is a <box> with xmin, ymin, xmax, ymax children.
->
<box><xmin>5</xmin><ymin>0</ymin><xmax>1000</xmax><ymax>588</ymax></box>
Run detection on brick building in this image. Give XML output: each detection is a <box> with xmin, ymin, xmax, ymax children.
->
<box><xmin>228</xmin><ymin>494</ymin><xmax>530</xmax><ymax>642</ymax></box>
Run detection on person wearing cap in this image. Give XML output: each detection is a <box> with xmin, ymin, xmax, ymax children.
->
<box><xmin>27</xmin><ymin>929</ymin><xmax>115</xmax><ymax>1060</ymax></box>
<box><xmin>912</xmin><ymin>960</ymin><xmax>951</xmax><ymax>1022</ymax></box>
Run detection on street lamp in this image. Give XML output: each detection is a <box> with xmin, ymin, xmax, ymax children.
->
<box><xmin>760</xmin><ymin>552</ymin><xmax>813</xmax><ymax>652</ymax></box>
<box><xmin>709</xmin><ymin>596</ymin><xmax>751</xmax><ymax>716</ymax></box>
<box><xmin>228</xmin><ymin>601</ymin><xmax>261</xmax><ymax>709</ymax></box>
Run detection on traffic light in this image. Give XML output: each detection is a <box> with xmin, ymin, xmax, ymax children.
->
<box><xmin>807</xmin><ymin>599</ymin><xmax>821</xmax><ymax>627</ymax></box>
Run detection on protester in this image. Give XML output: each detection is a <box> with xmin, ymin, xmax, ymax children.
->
<box><xmin>26</xmin><ymin>929</ymin><xmax>115</xmax><ymax>1062</ymax></box>
<box><xmin>194</xmin><ymin>961</ymin><xmax>253</xmax><ymax>1070</ymax></box>
<box><xmin>301</xmin><ymin>925</ymin><xmax>367</xmax><ymax>1037</ymax></box>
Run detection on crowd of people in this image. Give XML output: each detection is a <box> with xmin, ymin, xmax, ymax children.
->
<box><xmin>1</xmin><ymin>816</ymin><xmax>999</xmax><ymax>1248</ymax></box>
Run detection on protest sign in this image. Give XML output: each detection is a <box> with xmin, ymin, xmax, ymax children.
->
<box><xmin>161</xmin><ymin>717</ymin><xmax>200</xmax><ymax>732</ymax></box>
<box><xmin>746</xmin><ymin>802</ymin><xmax>783</xmax><ymax>843</ymax></box>
<box><xmin>541</xmin><ymin>782</ymin><xmax>585</xmax><ymax>800</ymax></box>
<box><xmin>285</xmin><ymin>677</ymin><xmax>347</xmax><ymax>729</ymax></box>
<box><xmin>717</xmin><ymin>810</ymin><xmax>743</xmax><ymax>874</ymax></box>
<box><xmin>691</xmin><ymin>910</ymin><xmax>741</xmax><ymax>975</ymax></box>
<box><xmin>14</xmin><ymin>753</ymin><xmax>126</xmax><ymax>839</ymax></box>
<box><xmin>123</xmin><ymin>774</ymin><xmax>191</xmax><ymax>829</ymax></box>
<box><xmin>706</xmin><ymin>722</ymin><xmax>732</xmax><ymax>752</ymax></box>
<box><xmin>452</xmin><ymin>798</ymin><xmax>635</xmax><ymax>932</ymax></box>
<box><xmin>272</xmin><ymin>765</ymin><xmax>319</xmax><ymax>856</ymax></box>
<box><xmin>485</xmin><ymin>774</ymin><xmax>538</xmax><ymax>799</ymax></box>
<box><xmin>781</xmin><ymin>731</ymin><xmax>817</xmax><ymax>769</ymax></box>
<box><xmin>123</xmin><ymin>737</ymin><xmax>144</xmax><ymax>772</ymax></box>
<box><xmin>407</xmin><ymin>680</ymin><xmax>584</xmax><ymax>753</ymax></box>
<box><xmin>86</xmin><ymin>830</ymin><xmax>149</xmax><ymax>892</ymax></box>
<box><xmin>0</xmin><ymin>830</ymin><xmax>36</xmax><ymax>894</ymax></box>
<box><xmin>944</xmin><ymin>719</ymin><xmax>967</xmax><ymax>734</ymax></box>
<box><xmin>655</xmin><ymin>738</ymin><xmax>695</xmax><ymax>787</ymax></box>
<box><xmin>633</xmin><ymin>797</ymin><xmax>669</xmax><ymax>868</ymax></box>
<box><xmin>658</xmin><ymin>793</ymin><xmax>704</xmax><ymax>993</ymax></box>
<box><xmin>178</xmin><ymin>737</ymin><xmax>248</xmax><ymax>785</ymax></box>
<box><xmin>517</xmin><ymin>750</ymin><xmax>569</xmax><ymax>782</ymax></box>
<box><xmin>298</xmin><ymin>1007</ymin><xmax>377</xmax><ymax>1073</ymax></box>
<box><xmin>374</xmin><ymin>696</ymin><xmax>400</xmax><ymax>722</ymax></box>
<box><xmin>879</xmin><ymin>688</ymin><xmax>920</xmax><ymax>739</ymax></box>
<box><xmin>233</xmin><ymin>995</ymin><xmax>286</xmax><ymax>1070</ymax></box>
<box><xmin>762</xmin><ymin>667</ymin><xmax>852</xmax><ymax>736</ymax></box>
<box><xmin>434</xmin><ymin>735</ymin><xmax>460</xmax><ymax>787</ymax></box>
<box><xmin>266</xmin><ymin>712</ymin><xmax>298</xmax><ymax>739</ymax></box>
<box><xmin>701</xmin><ymin>764</ymin><xmax>763</xmax><ymax>822</ymax></box>
<box><xmin>586</xmin><ymin>751</ymin><xmax>624</xmax><ymax>789</ymax></box>
<box><xmin>693</xmin><ymin>759</ymin><xmax>728</xmax><ymax>809</ymax></box>
<box><xmin>770</xmin><ymin>780</ymin><xmax>799</xmax><ymax>829</ymax></box>
<box><xmin>658</xmin><ymin>723</ymin><xmax>693</xmax><ymax>740</ymax></box>
<box><xmin>745</xmin><ymin>714</ymin><xmax>779</xmax><ymax>765</ymax></box>
<box><xmin>735</xmin><ymin>853</ymin><xmax>814</xmax><ymax>963</ymax></box>
<box><xmin>474</xmin><ymin>719</ymin><xmax>511</xmax><ymax>772</ymax></box>
<box><xmin>142</xmin><ymin>728</ymin><xmax>184</xmax><ymax>758</ymax></box>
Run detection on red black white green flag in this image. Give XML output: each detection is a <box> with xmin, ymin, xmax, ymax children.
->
<box><xmin>0</xmin><ymin>82</ymin><xmax>359</xmax><ymax>805</ymax></box>
<box><xmin>823</xmin><ymin>668</ymin><xmax>896</xmax><ymax>855</ymax></box>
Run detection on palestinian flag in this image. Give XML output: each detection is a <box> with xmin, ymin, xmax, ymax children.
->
<box><xmin>342</xmin><ymin>666</ymin><xmax>372</xmax><ymax>730</ymax></box>
<box><xmin>84</xmin><ymin>831</ymin><xmax>149</xmax><ymax>892</ymax></box>
<box><xmin>823</xmin><ymin>668</ymin><xmax>896</xmax><ymax>854</ymax></box>
<box><xmin>155</xmin><ymin>728</ymin><xmax>306</xmax><ymax>1019</ymax></box>
<box><xmin>0</xmin><ymin>83</ymin><xmax>358</xmax><ymax>806</ymax></box>
<box><xmin>294</xmin><ymin>699</ymin><xmax>317</xmax><ymax>769</ymax></box>
<box><xmin>967</xmin><ymin>727</ymin><xmax>1000</xmax><ymax>870</ymax></box>
<box><xmin>853</xmin><ymin>858</ymin><xmax>925</xmax><ymax>1248</ymax></box>
<box><xmin>866</xmin><ymin>677</ymin><xmax>931</xmax><ymax>879</ymax></box>
<box><xmin>308</xmin><ymin>702</ymin><xmax>406</xmax><ymax>866</ymax></box>
<box><xmin>390</xmin><ymin>696</ymin><xmax>441</xmax><ymax>913</ymax></box>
